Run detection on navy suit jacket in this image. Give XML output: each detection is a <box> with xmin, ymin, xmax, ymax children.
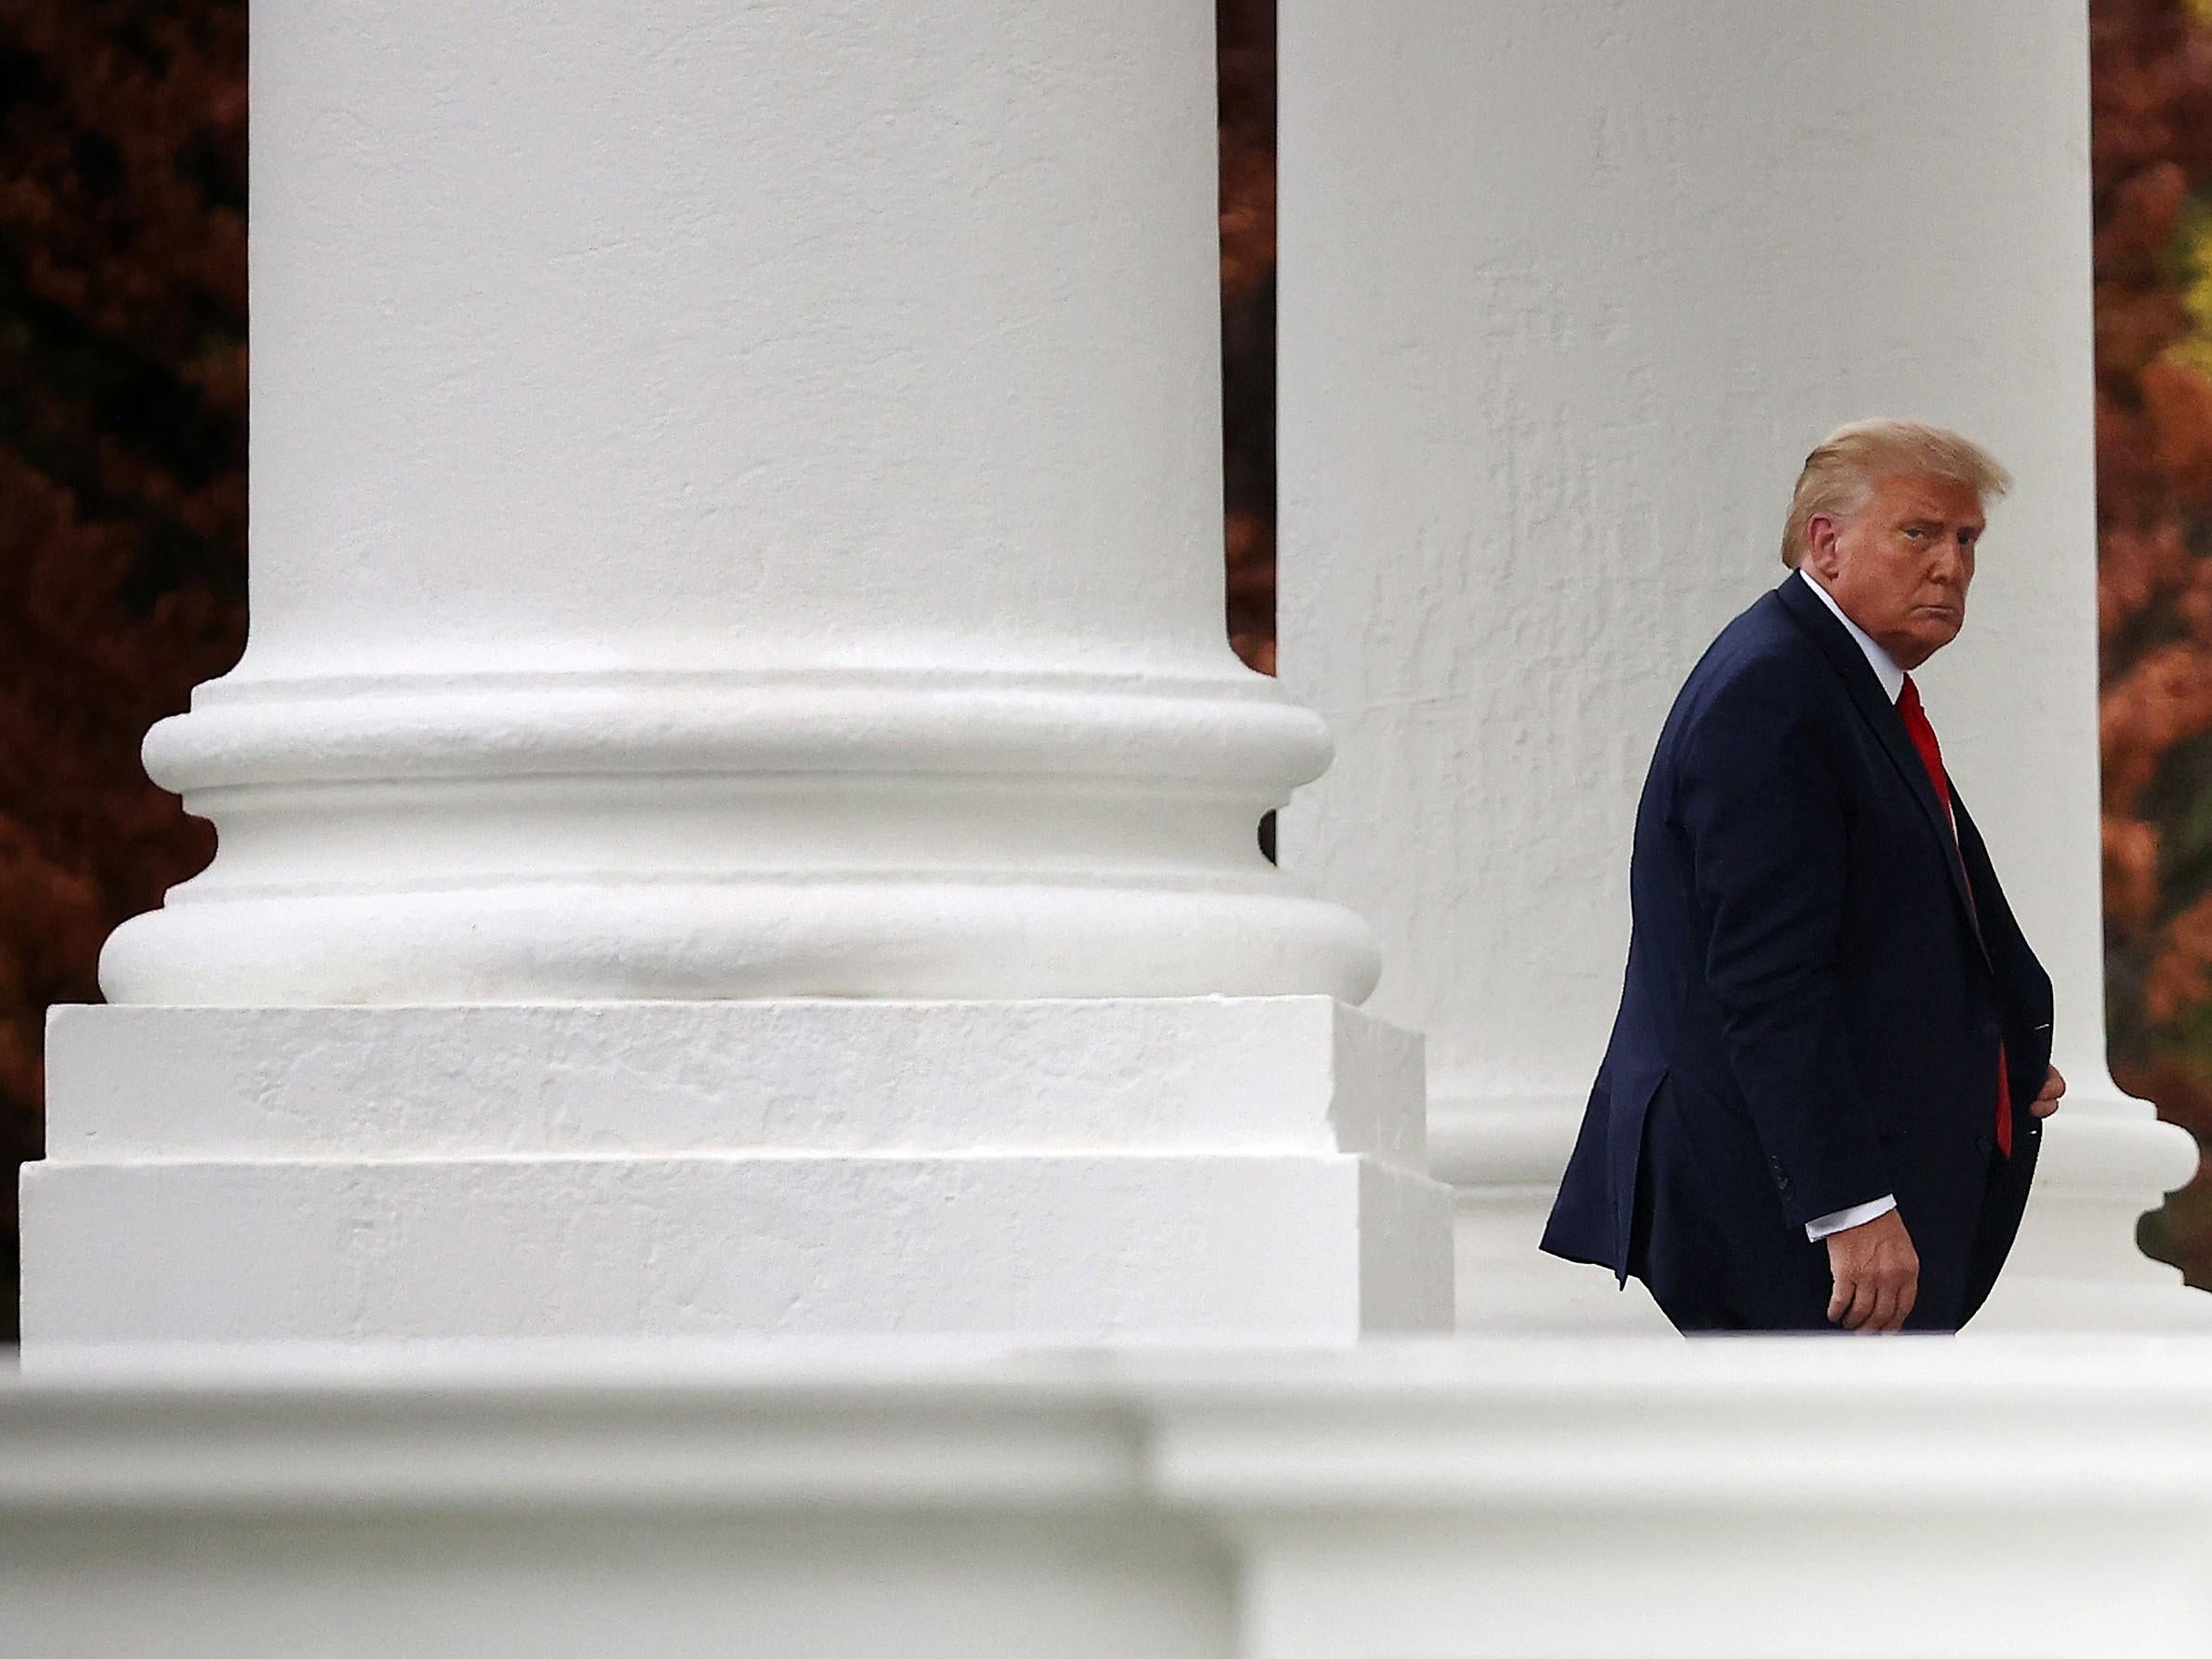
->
<box><xmin>1541</xmin><ymin>572</ymin><xmax>2051</xmax><ymax>1331</ymax></box>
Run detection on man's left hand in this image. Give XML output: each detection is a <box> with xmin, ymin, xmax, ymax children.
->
<box><xmin>2031</xmin><ymin>1064</ymin><xmax>2066</xmax><ymax>1119</ymax></box>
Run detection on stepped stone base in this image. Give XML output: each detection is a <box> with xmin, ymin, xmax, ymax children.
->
<box><xmin>23</xmin><ymin>997</ymin><xmax>1451</xmax><ymax>1344</ymax></box>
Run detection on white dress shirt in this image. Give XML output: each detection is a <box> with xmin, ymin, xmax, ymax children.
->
<box><xmin>1792</xmin><ymin>572</ymin><xmax>1902</xmax><ymax>1242</ymax></box>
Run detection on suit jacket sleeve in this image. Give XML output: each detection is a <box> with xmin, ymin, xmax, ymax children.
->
<box><xmin>1675</xmin><ymin>663</ymin><xmax>1890</xmax><ymax>1228</ymax></box>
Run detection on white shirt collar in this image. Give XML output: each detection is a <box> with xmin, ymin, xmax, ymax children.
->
<box><xmin>1795</xmin><ymin>570</ymin><xmax>1905</xmax><ymax>704</ymax></box>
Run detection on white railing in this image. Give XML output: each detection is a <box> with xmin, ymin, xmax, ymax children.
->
<box><xmin>8</xmin><ymin>1337</ymin><xmax>2212</xmax><ymax>1657</ymax></box>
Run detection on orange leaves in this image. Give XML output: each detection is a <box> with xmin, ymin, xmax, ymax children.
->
<box><xmin>2101</xmin><ymin>642</ymin><xmax>2212</xmax><ymax>816</ymax></box>
<box><xmin>2142</xmin><ymin>356</ymin><xmax>2212</xmax><ymax>498</ymax></box>
<box><xmin>2148</xmin><ymin>888</ymin><xmax>2212</xmax><ymax>1025</ymax></box>
<box><xmin>2096</xmin><ymin>159</ymin><xmax>2190</xmax><ymax>272</ymax></box>
<box><xmin>1225</xmin><ymin>508</ymin><xmax>1275</xmax><ymax>675</ymax></box>
<box><xmin>2107</xmin><ymin>815</ymin><xmax>2162</xmax><ymax>930</ymax></box>
<box><xmin>2099</xmin><ymin>519</ymin><xmax>2192</xmax><ymax>644</ymax></box>
<box><xmin>1216</xmin><ymin>0</ymin><xmax>1275</xmax><ymax>306</ymax></box>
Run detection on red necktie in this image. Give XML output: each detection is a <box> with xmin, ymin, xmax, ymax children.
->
<box><xmin>1897</xmin><ymin>675</ymin><xmax>2011</xmax><ymax>1160</ymax></box>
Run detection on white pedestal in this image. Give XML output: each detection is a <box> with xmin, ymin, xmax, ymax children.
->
<box><xmin>24</xmin><ymin>999</ymin><xmax>1451</xmax><ymax>1343</ymax></box>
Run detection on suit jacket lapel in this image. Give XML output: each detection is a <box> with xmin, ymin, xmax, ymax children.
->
<box><xmin>1772</xmin><ymin>573</ymin><xmax>1991</xmax><ymax>967</ymax></box>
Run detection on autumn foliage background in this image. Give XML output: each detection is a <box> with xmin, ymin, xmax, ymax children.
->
<box><xmin>2094</xmin><ymin>0</ymin><xmax>2212</xmax><ymax>1278</ymax></box>
<box><xmin>4</xmin><ymin>0</ymin><xmax>2212</xmax><ymax>1336</ymax></box>
<box><xmin>0</xmin><ymin>0</ymin><xmax>246</xmax><ymax>1340</ymax></box>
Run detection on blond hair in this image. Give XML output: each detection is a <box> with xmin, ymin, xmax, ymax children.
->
<box><xmin>1780</xmin><ymin>419</ymin><xmax>2012</xmax><ymax>568</ymax></box>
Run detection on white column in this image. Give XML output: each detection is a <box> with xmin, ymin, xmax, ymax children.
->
<box><xmin>1279</xmin><ymin>0</ymin><xmax>2205</xmax><ymax>1331</ymax></box>
<box><xmin>20</xmin><ymin>0</ymin><xmax>1452</xmax><ymax>1343</ymax></box>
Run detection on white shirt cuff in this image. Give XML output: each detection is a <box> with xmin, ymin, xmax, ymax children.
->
<box><xmin>1805</xmin><ymin>1194</ymin><xmax>1898</xmax><ymax>1241</ymax></box>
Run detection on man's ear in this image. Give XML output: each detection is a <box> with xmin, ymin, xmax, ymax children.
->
<box><xmin>1802</xmin><ymin>513</ymin><xmax>1841</xmax><ymax>580</ymax></box>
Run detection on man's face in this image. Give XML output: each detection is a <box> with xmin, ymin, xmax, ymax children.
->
<box><xmin>1805</xmin><ymin>471</ymin><xmax>1983</xmax><ymax>670</ymax></box>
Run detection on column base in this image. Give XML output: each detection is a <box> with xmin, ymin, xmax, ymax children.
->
<box><xmin>1966</xmin><ymin>1092</ymin><xmax>2212</xmax><ymax>1333</ymax></box>
<box><xmin>23</xmin><ymin>998</ymin><xmax>1452</xmax><ymax>1345</ymax></box>
<box><xmin>105</xmin><ymin>666</ymin><xmax>1381</xmax><ymax>1007</ymax></box>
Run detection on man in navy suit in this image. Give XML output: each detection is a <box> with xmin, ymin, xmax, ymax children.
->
<box><xmin>1542</xmin><ymin>419</ymin><xmax>2065</xmax><ymax>1334</ymax></box>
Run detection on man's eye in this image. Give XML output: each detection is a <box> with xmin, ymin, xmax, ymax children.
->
<box><xmin>1902</xmin><ymin>527</ymin><xmax>1926</xmax><ymax>539</ymax></box>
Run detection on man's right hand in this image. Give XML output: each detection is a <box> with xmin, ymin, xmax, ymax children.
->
<box><xmin>1824</xmin><ymin>1208</ymin><xmax>1918</xmax><ymax>1333</ymax></box>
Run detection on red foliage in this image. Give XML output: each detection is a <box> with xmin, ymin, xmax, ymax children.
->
<box><xmin>0</xmin><ymin>1</ymin><xmax>248</xmax><ymax>1336</ymax></box>
<box><xmin>1218</xmin><ymin>0</ymin><xmax>1276</xmax><ymax>677</ymax></box>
